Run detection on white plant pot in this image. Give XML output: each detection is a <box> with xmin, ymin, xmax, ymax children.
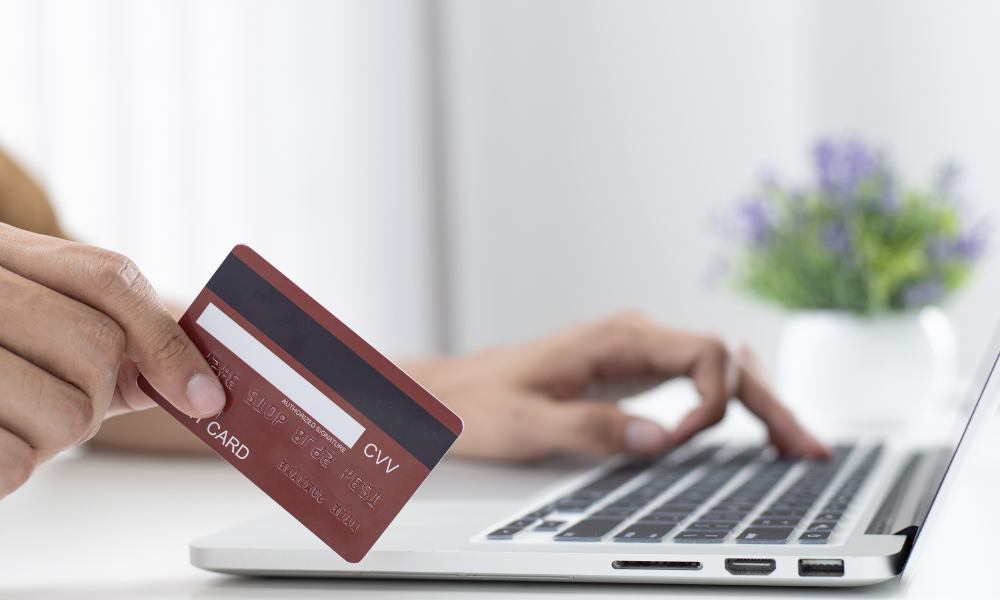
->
<box><xmin>775</xmin><ymin>307</ymin><xmax>956</xmax><ymax>435</ymax></box>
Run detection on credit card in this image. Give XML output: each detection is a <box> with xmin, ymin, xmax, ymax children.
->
<box><xmin>137</xmin><ymin>245</ymin><xmax>463</xmax><ymax>562</ymax></box>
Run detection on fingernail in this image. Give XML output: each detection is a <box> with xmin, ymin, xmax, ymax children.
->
<box><xmin>187</xmin><ymin>373</ymin><xmax>226</xmax><ymax>416</ymax></box>
<box><xmin>624</xmin><ymin>419</ymin><xmax>667</xmax><ymax>454</ymax></box>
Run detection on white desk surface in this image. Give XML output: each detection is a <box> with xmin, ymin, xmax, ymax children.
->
<box><xmin>2</xmin><ymin>411</ymin><xmax>997</xmax><ymax>600</ymax></box>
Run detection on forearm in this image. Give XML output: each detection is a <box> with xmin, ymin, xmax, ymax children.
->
<box><xmin>0</xmin><ymin>147</ymin><xmax>68</xmax><ymax>240</ymax></box>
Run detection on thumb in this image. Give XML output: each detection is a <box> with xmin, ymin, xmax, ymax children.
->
<box><xmin>534</xmin><ymin>399</ymin><xmax>671</xmax><ymax>456</ymax></box>
<box><xmin>0</xmin><ymin>232</ymin><xmax>226</xmax><ymax>419</ymax></box>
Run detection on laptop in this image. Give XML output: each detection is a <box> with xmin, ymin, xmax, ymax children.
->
<box><xmin>188</xmin><ymin>322</ymin><xmax>1000</xmax><ymax>587</ymax></box>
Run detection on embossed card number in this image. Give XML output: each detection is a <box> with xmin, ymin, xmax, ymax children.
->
<box><xmin>138</xmin><ymin>245</ymin><xmax>463</xmax><ymax>563</ymax></box>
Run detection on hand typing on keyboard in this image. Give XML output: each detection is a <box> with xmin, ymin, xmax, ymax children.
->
<box><xmin>400</xmin><ymin>312</ymin><xmax>830</xmax><ymax>462</ymax></box>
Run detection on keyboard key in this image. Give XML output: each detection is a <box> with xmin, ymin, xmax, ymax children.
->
<box><xmin>688</xmin><ymin>521</ymin><xmax>738</xmax><ymax>530</ymax></box>
<box><xmin>805</xmin><ymin>521</ymin><xmax>837</xmax><ymax>532</ymax></box>
<box><xmin>592</xmin><ymin>507</ymin><xmax>637</xmax><ymax>517</ymax></box>
<box><xmin>522</xmin><ymin>506</ymin><xmax>552</xmax><ymax>519</ymax></box>
<box><xmin>640</xmin><ymin>513</ymin><xmax>685</xmax><ymax>523</ymax></box>
<box><xmin>585</xmin><ymin>461</ymin><xmax>656</xmax><ymax>491</ymax></box>
<box><xmin>722</xmin><ymin>497</ymin><xmax>763</xmax><ymax>506</ymax></box>
<box><xmin>672</xmin><ymin>492</ymin><xmax>713</xmax><ymax>503</ymax></box>
<box><xmin>646</xmin><ymin>478</ymin><xmax>683</xmax><ymax>490</ymax></box>
<box><xmin>613</xmin><ymin>523</ymin><xmax>676</xmax><ymax>542</ymax></box>
<box><xmin>778</xmin><ymin>493</ymin><xmax>819</xmax><ymax>503</ymax></box>
<box><xmin>607</xmin><ymin>498</ymin><xmax>650</xmax><ymax>508</ymax></box>
<box><xmin>775</xmin><ymin>500</ymin><xmax>818</xmax><ymax>510</ymax></box>
<box><xmin>647</xmin><ymin>508</ymin><xmax>691</xmax><ymax>516</ymax></box>
<box><xmin>700</xmin><ymin>512</ymin><xmax>746</xmax><ymax>522</ymax></box>
<box><xmin>630</xmin><ymin>486</ymin><xmax>667</xmax><ymax>497</ymax></box>
<box><xmin>799</xmin><ymin>531</ymin><xmax>832</xmax><ymax>543</ymax></box>
<box><xmin>760</xmin><ymin>508</ymin><xmax>810</xmax><ymax>518</ymax></box>
<box><xmin>752</xmin><ymin>517</ymin><xmax>800</xmax><ymax>527</ymax></box>
<box><xmin>506</xmin><ymin>519</ymin><xmax>537</xmax><ymax>528</ymax></box>
<box><xmin>815</xmin><ymin>511</ymin><xmax>843</xmax><ymax>521</ymax></box>
<box><xmin>554</xmin><ymin>518</ymin><xmax>624</xmax><ymax>541</ymax></box>
<box><xmin>736</xmin><ymin>527</ymin><xmax>794</xmax><ymax>543</ymax></box>
<box><xmin>711</xmin><ymin>502</ymin><xmax>757</xmax><ymax>512</ymax></box>
<box><xmin>487</xmin><ymin>527</ymin><xmax>522</xmax><ymax>539</ymax></box>
<box><xmin>674</xmin><ymin>530</ymin><xmax>728</xmax><ymax>543</ymax></box>
<box><xmin>534</xmin><ymin>520</ymin><xmax>565</xmax><ymax>531</ymax></box>
<box><xmin>670</xmin><ymin>446</ymin><xmax>723</xmax><ymax>469</ymax></box>
<box><xmin>553</xmin><ymin>499</ymin><xmax>594</xmax><ymax>512</ymax></box>
<box><xmin>655</xmin><ymin>502</ymin><xmax>701</xmax><ymax>513</ymax></box>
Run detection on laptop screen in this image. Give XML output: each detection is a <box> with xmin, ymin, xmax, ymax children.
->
<box><xmin>903</xmin><ymin>318</ymin><xmax>1000</xmax><ymax>577</ymax></box>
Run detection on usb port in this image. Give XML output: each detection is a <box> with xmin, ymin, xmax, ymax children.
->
<box><xmin>725</xmin><ymin>558</ymin><xmax>776</xmax><ymax>575</ymax></box>
<box><xmin>799</xmin><ymin>559</ymin><xmax>844</xmax><ymax>577</ymax></box>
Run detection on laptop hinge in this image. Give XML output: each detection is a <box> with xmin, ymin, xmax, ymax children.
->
<box><xmin>866</xmin><ymin>453</ymin><xmax>920</xmax><ymax>535</ymax></box>
<box><xmin>865</xmin><ymin>448</ymin><xmax>951</xmax><ymax>572</ymax></box>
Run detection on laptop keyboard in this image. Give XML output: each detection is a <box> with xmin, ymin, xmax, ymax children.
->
<box><xmin>486</xmin><ymin>444</ymin><xmax>880</xmax><ymax>545</ymax></box>
<box><xmin>734</xmin><ymin>446</ymin><xmax>852</xmax><ymax>544</ymax></box>
<box><xmin>796</xmin><ymin>445</ymin><xmax>882</xmax><ymax>544</ymax></box>
<box><xmin>612</xmin><ymin>446</ymin><xmax>763</xmax><ymax>543</ymax></box>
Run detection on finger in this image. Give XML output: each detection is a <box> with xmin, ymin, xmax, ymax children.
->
<box><xmin>107</xmin><ymin>355</ymin><xmax>158</xmax><ymax>418</ymax></box>
<box><xmin>0</xmin><ymin>266</ymin><xmax>154</xmax><ymax>423</ymax></box>
<box><xmin>519</xmin><ymin>313</ymin><xmax>734</xmax><ymax>450</ymax></box>
<box><xmin>0</xmin><ymin>427</ymin><xmax>35</xmax><ymax>500</ymax></box>
<box><xmin>0</xmin><ymin>265</ymin><xmax>123</xmax><ymax>411</ymax></box>
<box><xmin>522</xmin><ymin>312</ymin><xmax>699</xmax><ymax>400</ymax></box>
<box><xmin>734</xmin><ymin>351</ymin><xmax>830</xmax><ymax>459</ymax></box>
<box><xmin>0</xmin><ymin>225</ymin><xmax>224</xmax><ymax>418</ymax></box>
<box><xmin>530</xmin><ymin>397</ymin><xmax>671</xmax><ymax>456</ymax></box>
<box><xmin>668</xmin><ymin>339</ymin><xmax>731</xmax><ymax>447</ymax></box>
<box><xmin>0</xmin><ymin>345</ymin><xmax>97</xmax><ymax>462</ymax></box>
<box><xmin>669</xmin><ymin>342</ymin><xmax>829</xmax><ymax>458</ymax></box>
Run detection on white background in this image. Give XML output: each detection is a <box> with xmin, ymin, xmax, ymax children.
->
<box><xmin>1</xmin><ymin>0</ymin><xmax>999</xmax><ymax>375</ymax></box>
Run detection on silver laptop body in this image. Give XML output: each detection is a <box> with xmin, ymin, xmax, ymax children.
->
<box><xmin>189</xmin><ymin>323</ymin><xmax>1000</xmax><ymax>587</ymax></box>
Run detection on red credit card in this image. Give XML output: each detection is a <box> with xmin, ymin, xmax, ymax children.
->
<box><xmin>138</xmin><ymin>245</ymin><xmax>463</xmax><ymax>562</ymax></box>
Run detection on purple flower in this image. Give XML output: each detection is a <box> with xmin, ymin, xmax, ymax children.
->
<box><xmin>902</xmin><ymin>281</ymin><xmax>945</xmax><ymax>307</ymax></box>
<box><xmin>820</xmin><ymin>223</ymin><xmax>851</xmax><ymax>256</ymax></box>
<box><xmin>713</xmin><ymin>195</ymin><xmax>774</xmax><ymax>246</ymax></box>
<box><xmin>928</xmin><ymin>221</ymin><xmax>991</xmax><ymax>263</ymax></box>
<box><xmin>813</xmin><ymin>138</ymin><xmax>881</xmax><ymax>196</ymax></box>
<box><xmin>954</xmin><ymin>221</ymin><xmax>991</xmax><ymax>261</ymax></box>
<box><xmin>735</xmin><ymin>196</ymin><xmax>773</xmax><ymax>245</ymax></box>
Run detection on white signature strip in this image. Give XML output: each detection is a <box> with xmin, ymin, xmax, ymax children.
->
<box><xmin>196</xmin><ymin>302</ymin><xmax>365</xmax><ymax>448</ymax></box>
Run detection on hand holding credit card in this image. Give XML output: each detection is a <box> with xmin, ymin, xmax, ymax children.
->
<box><xmin>139</xmin><ymin>245</ymin><xmax>463</xmax><ymax>562</ymax></box>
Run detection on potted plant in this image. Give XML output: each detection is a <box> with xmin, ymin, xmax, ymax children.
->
<box><xmin>715</xmin><ymin>138</ymin><xmax>989</xmax><ymax>432</ymax></box>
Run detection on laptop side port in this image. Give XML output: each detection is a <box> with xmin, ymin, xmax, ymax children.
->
<box><xmin>725</xmin><ymin>558</ymin><xmax>776</xmax><ymax>575</ymax></box>
<box><xmin>799</xmin><ymin>559</ymin><xmax>845</xmax><ymax>577</ymax></box>
<box><xmin>612</xmin><ymin>561</ymin><xmax>703</xmax><ymax>570</ymax></box>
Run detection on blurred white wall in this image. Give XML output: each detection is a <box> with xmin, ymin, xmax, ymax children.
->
<box><xmin>0</xmin><ymin>0</ymin><xmax>442</xmax><ymax>356</ymax></box>
<box><xmin>439</xmin><ymin>0</ymin><xmax>811</xmax><ymax>364</ymax></box>
<box><xmin>439</xmin><ymin>0</ymin><xmax>1000</xmax><ymax>374</ymax></box>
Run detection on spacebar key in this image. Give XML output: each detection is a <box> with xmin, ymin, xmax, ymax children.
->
<box><xmin>554</xmin><ymin>518</ymin><xmax>624</xmax><ymax>541</ymax></box>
